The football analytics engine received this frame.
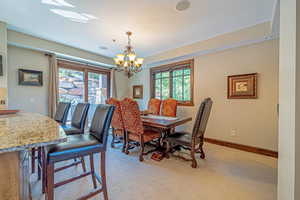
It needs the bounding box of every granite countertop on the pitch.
[0,112,67,153]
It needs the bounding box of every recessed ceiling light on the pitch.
[175,0,191,11]
[51,9,88,20]
[50,9,98,23]
[42,0,74,7]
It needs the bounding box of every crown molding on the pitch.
[145,35,278,68]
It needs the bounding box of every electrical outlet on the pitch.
[230,129,237,137]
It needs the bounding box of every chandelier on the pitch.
[113,32,144,78]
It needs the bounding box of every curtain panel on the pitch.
[48,54,58,118]
[111,68,117,98]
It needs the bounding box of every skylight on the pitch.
[50,9,98,23]
[42,0,74,7]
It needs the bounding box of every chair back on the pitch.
[89,104,115,149]
[161,98,177,117]
[192,98,213,139]
[71,103,90,132]
[54,102,71,124]
[148,98,161,115]
[106,98,124,130]
[120,98,144,135]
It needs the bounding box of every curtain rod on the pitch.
[44,53,114,70]
[56,58,114,70]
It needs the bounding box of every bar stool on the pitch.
[61,103,90,135]
[32,102,71,179]
[59,103,90,171]
[39,103,90,193]
[44,104,114,200]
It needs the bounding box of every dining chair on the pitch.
[161,98,177,117]
[44,104,115,200]
[54,102,71,125]
[32,102,70,178]
[147,98,161,115]
[165,98,213,168]
[106,98,125,150]
[55,103,90,173]
[120,98,161,161]
[61,103,90,135]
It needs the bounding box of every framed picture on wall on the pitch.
[227,73,257,99]
[18,69,43,86]
[133,85,143,99]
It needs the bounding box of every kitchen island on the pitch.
[0,112,67,200]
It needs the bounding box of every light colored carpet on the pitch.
[31,138,277,200]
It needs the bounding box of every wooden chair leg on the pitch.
[81,156,86,172]
[46,163,55,200]
[41,148,46,194]
[100,152,108,200]
[199,145,205,159]
[31,148,36,174]
[122,130,126,153]
[89,154,97,189]
[124,131,130,155]
[139,135,145,162]
[38,147,42,180]
[191,148,197,168]
[111,129,116,148]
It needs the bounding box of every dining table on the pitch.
[141,114,192,133]
[0,112,67,200]
[140,114,192,158]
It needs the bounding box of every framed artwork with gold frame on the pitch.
[133,85,143,99]
[227,73,257,99]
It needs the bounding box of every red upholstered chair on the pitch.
[148,98,161,115]
[120,98,161,161]
[161,98,178,117]
[106,98,125,151]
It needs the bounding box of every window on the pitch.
[58,60,110,121]
[150,59,194,106]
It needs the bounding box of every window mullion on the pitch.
[152,74,155,98]
[170,71,173,99]
[182,74,184,101]
[84,69,88,102]
[160,77,162,100]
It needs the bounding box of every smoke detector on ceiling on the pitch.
[176,0,191,11]
[99,46,108,50]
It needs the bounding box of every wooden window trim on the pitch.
[150,59,194,106]
[57,59,111,102]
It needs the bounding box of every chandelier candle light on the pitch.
[114,32,144,78]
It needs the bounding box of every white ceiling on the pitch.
[0,0,276,58]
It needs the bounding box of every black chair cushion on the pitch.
[167,131,193,147]
[61,124,83,135]
[47,134,104,163]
